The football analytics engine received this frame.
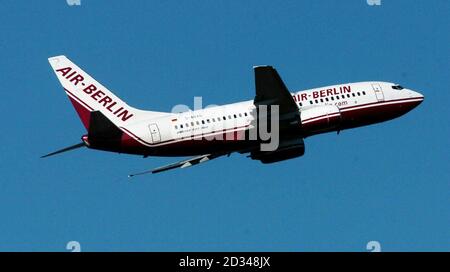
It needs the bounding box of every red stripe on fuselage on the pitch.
[120,124,251,147]
[340,97,421,111]
[301,97,422,124]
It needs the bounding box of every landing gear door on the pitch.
[148,123,161,144]
[372,83,384,102]
[326,104,341,129]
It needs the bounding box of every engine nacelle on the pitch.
[250,138,305,164]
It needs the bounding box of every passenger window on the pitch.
[310,100,313,105]
[336,96,339,100]
[331,97,334,101]
[212,118,215,122]
[363,91,366,95]
[201,120,205,125]
[174,125,178,129]
[234,114,237,118]
[347,94,350,98]
[315,99,318,104]
[223,116,226,120]
[320,99,324,103]
[207,119,210,123]
[357,92,361,96]
[325,98,329,102]
[352,93,355,97]
[196,121,200,125]
[239,113,242,117]
[185,123,189,128]
[341,95,345,99]
[244,113,248,117]
[180,124,183,128]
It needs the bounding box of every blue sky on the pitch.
[0,0,449,251]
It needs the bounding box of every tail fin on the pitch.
[48,55,167,130]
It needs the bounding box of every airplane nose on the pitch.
[409,90,424,101]
[418,94,424,105]
[415,91,424,103]
[409,90,424,108]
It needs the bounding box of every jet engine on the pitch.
[250,137,305,164]
[301,105,341,135]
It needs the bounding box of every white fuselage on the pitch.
[117,81,423,156]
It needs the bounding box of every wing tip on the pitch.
[253,65,273,69]
[48,55,67,64]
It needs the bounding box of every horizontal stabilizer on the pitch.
[41,143,85,158]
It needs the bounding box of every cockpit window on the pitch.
[392,85,404,90]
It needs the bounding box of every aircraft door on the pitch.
[148,123,161,144]
[372,83,385,102]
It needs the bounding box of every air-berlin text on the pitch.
[56,67,134,122]
[292,85,352,102]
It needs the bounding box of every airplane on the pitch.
[43,56,424,175]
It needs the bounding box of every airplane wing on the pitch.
[253,66,298,115]
[128,153,229,176]
[130,66,300,176]
[253,65,301,125]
